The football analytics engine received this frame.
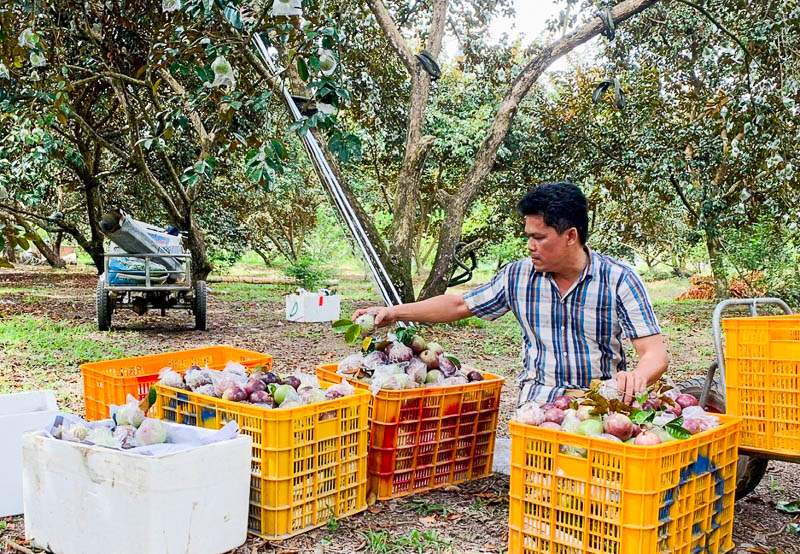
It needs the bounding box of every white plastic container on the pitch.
[22,423,251,554]
[0,390,58,517]
[285,289,341,322]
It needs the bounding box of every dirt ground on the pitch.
[0,268,798,553]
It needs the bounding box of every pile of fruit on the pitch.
[158,362,354,409]
[53,398,167,449]
[333,315,484,393]
[515,379,720,448]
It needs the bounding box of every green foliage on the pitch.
[362,529,452,554]
[723,217,800,306]
[284,255,330,291]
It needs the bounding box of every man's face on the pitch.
[524,215,578,273]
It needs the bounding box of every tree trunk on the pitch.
[19,224,66,268]
[253,247,274,267]
[419,195,470,299]
[187,218,212,281]
[704,225,728,297]
[2,216,16,262]
[54,231,63,258]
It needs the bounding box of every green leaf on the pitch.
[395,326,417,346]
[630,408,655,424]
[0,234,5,250]
[344,324,361,344]
[148,386,157,407]
[635,391,649,405]
[777,500,800,514]
[296,57,309,82]
[445,355,462,369]
[270,139,286,159]
[664,417,691,440]
[329,131,362,164]
[331,319,352,332]
[0,259,13,269]
[788,523,800,536]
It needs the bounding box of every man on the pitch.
[353,182,668,405]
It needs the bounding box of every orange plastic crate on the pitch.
[154,383,370,540]
[317,363,503,500]
[508,416,741,554]
[722,316,800,458]
[80,346,272,420]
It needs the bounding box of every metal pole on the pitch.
[250,33,404,308]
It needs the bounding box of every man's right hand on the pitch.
[352,306,397,327]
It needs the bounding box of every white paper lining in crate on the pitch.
[285,288,341,322]
[0,390,58,517]
[22,414,251,554]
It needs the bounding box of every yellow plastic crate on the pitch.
[80,345,273,420]
[508,416,740,554]
[723,316,800,457]
[317,363,503,500]
[153,383,369,540]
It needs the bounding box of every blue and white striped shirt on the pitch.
[463,250,661,404]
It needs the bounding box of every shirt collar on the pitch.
[533,247,595,283]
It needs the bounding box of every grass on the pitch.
[405,499,450,516]
[0,315,128,368]
[363,529,452,553]
[0,315,137,407]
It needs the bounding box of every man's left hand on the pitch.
[615,370,648,404]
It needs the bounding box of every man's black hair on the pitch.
[517,182,589,244]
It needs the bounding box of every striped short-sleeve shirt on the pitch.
[463,249,661,404]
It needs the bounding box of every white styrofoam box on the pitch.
[0,390,58,517]
[285,290,341,322]
[22,423,252,554]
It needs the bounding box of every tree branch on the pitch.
[366,0,417,75]
[110,80,184,222]
[425,0,449,57]
[669,174,700,221]
[454,0,659,208]
[158,67,214,160]
[65,107,131,161]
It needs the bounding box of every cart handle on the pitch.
[709,297,793,405]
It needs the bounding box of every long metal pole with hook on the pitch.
[250,33,404,309]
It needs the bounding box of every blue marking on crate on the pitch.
[658,454,726,543]
[201,407,216,422]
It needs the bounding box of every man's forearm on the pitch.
[389,294,473,324]
[635,352,668,384]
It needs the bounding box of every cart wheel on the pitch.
[96,275,112,331]
[677,375,769,500]
[193,280,207,331]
